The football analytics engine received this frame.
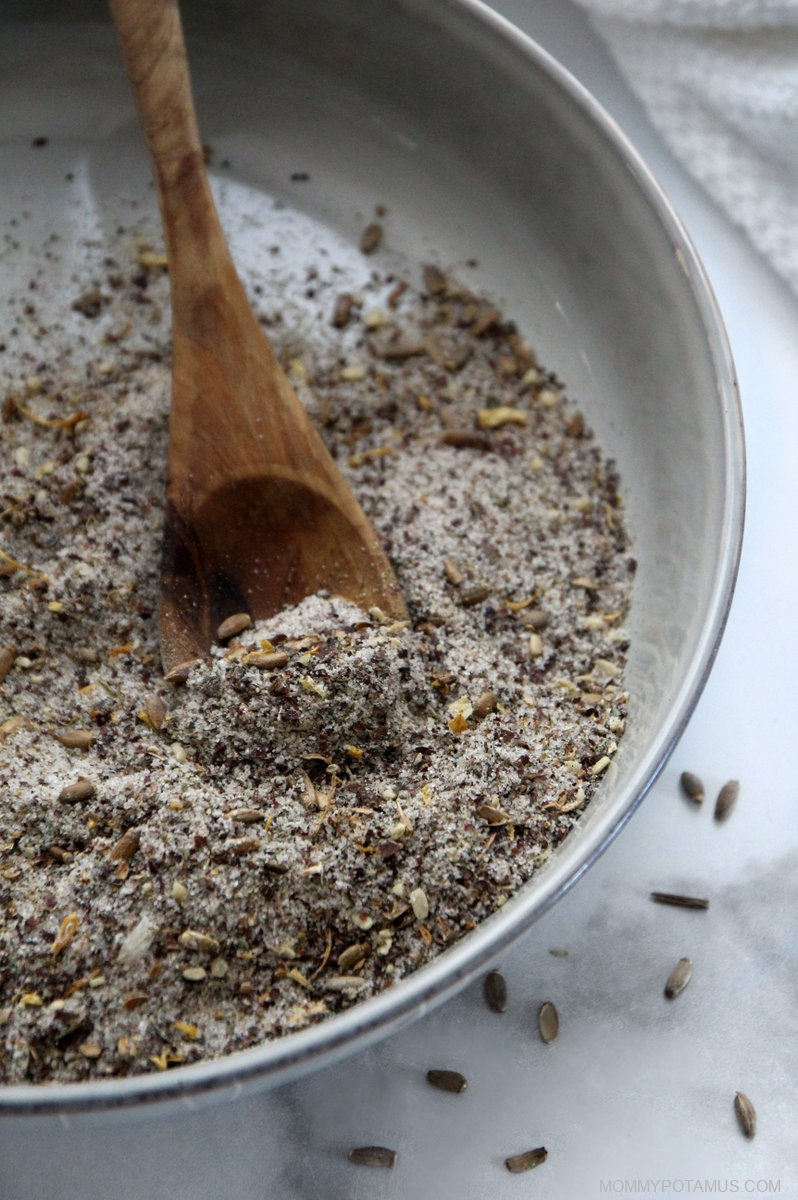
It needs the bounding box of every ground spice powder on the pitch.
[0,240,633,1082]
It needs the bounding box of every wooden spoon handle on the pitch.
[109,0,202,173]
[109,0,227,285]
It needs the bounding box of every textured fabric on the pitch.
[574,0,798,293]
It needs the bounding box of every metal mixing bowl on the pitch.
[0,0,743,1129]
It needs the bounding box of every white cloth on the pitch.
[573,0,798,294]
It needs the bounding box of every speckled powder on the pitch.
[0,237,633,1082]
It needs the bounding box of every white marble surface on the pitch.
[2,2,797,1196]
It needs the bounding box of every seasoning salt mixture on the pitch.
[0,213,634,1083]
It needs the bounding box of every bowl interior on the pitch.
[0,0,742,1110]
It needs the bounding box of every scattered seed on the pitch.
[410,887,429,920]
[476,406,527,430]
[714,779,740,823]
[473,690,498,718]
[210,956,229,978]
[444,558,464,586]
[0,645,17,682]
[227,807,263,824]
[680,771,705,805]
[476,803,509,826]
[426,1068,467,1093]
[141,692,167,731]
[337,942,370,972]
[122,991,149,1011]
[734,1091,756,1140]
[505,1147,547,1174]
[179,929,220,954]
[58,778,96,804]
[332,292,353,328]
[528,632,543,657]
[171,880,188,904]
[460,585,491,607]
[109,829,140,863]
[650,892,709,910]
[323,975,366,992]
[182,966,207,983]
[71,288,105,318]
[51,913,79,957]
[56,728,96,750]
[228,836,261,856]
[359,222,383,255]
[523,608,549,630]
[261,859,289,875]
[78,1040,102,1058]
[347,1146,396,1168]
[664,956,693,999]
[116,914,158,965]
[440,430,491,450]
[216,612,251,641]
[245,650,290,670]
[484,969,507,1012]
[422,264,447,295]
[164,658,201,685]
[538,1001,559,1043]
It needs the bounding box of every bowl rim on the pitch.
[0,0,745,1115]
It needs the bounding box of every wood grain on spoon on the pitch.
[108,0,406,674]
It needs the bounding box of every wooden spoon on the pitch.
[108,0,406,674]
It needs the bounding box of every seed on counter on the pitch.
[56,729,96,750]
[528,632,543,657]
[216,612,251,641]
[505,1147,547,1174]
[58,778,96,804]
[109,829,140,863]
[210,957,229,979]
[714,779,740,823]
[650,892,709,911]
[426,1068,467,1093]
[664,956,693,999]
[538,1001,559,1043]
[734,1091,756,1140]
[347,1146,396,1168]
[171,880,189,904]
[679,770,705,805]
[244,650,290,670]
[484,969,507,1013]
